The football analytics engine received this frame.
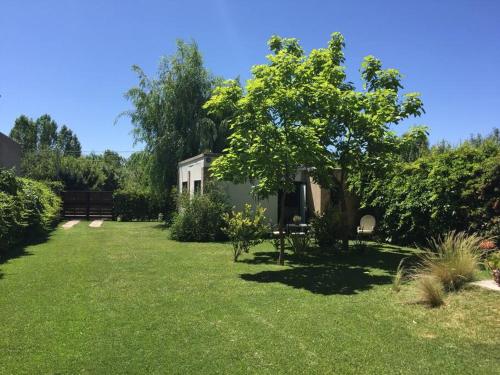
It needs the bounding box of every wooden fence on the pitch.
[62,191,113,219]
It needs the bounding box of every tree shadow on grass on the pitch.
[241,264,392,295]
[239,243,420,295]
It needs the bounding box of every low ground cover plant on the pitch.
[223,204,268,261]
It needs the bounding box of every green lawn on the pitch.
[0,222,498,374]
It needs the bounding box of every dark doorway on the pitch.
[62,191,113,219]
[278,182,307,224]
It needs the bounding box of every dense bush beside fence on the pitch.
[170,186,229,242]
[113,189,160,221]
[355,133,500,246]
[0,169,61,252]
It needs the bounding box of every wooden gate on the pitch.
[62,191,113,219]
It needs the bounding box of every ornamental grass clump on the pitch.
[392,258,407,293]
[418,231,481,291]
[415,274,445,307]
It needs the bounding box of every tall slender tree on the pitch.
[9,115,38,153]
[122,39,228,198]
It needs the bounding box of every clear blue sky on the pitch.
[1,0,499,155]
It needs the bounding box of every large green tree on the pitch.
[36,114,58,149]
[122,40,229,200]
[305,36,424,250]
[57,125,82,156]
[9,115,38,153]
[206,33,424,260]
[205,38,331,264]
[10,114,81,157]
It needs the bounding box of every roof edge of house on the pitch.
[178,152,220,166]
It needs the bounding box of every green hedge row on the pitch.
[113,189,161,221]
[0,169,61,252]
[356,139,500,245]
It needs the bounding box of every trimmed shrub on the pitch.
[170,186,229,242]
[223,204,269,261]
[113,189,159,221]
[0,169,61,251]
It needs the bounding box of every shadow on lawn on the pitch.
[0,234,52,279]
[239,244,419,295]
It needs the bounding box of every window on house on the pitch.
[194,180,201,194]
[182,181,188,192]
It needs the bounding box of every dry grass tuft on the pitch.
[415,273,445,307]
[418,231,482,291]
[392,257,407,292]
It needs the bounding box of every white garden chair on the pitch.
[357,215,376,237]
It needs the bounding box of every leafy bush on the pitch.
[223,204,269,261]
[0,169,61,251]
[415,274,445,307]
[486,252,500,285]
[170,186,229,242]
[113,189,160,221]
[354,132,500,245]
[418,231,481,291]
[310,206,341,248]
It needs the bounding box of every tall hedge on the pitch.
[0,169,61,252]
[113,189,161,221]
[356,138,500,245]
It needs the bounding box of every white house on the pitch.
[178,153,341,225]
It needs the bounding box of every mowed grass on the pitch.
[0,222,498,374]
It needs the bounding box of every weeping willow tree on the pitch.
[121,40,233,205]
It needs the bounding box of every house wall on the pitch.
[178,158,204,195]
[221,181,278,224]
[307,177,330,216]
[0,132,22,174]
[177,155,360,229]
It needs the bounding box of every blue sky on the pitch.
[0,0,499,155]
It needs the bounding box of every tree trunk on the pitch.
[278,190,286,265]
[338,167,349,252]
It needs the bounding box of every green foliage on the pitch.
[486,251,500,270]
[9,115,38,153]
[170,186,229,242]
[10,114,81,156]
[22,151,124,192]
[418,231,481,291]
[0,169,60,251]
[113,189,159,221]
[355,130,500,245]
[206,32,423,259]
[223,204,269,261]
[287,232,312,254]
[122,40,231,199]
[310,206,341,248]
